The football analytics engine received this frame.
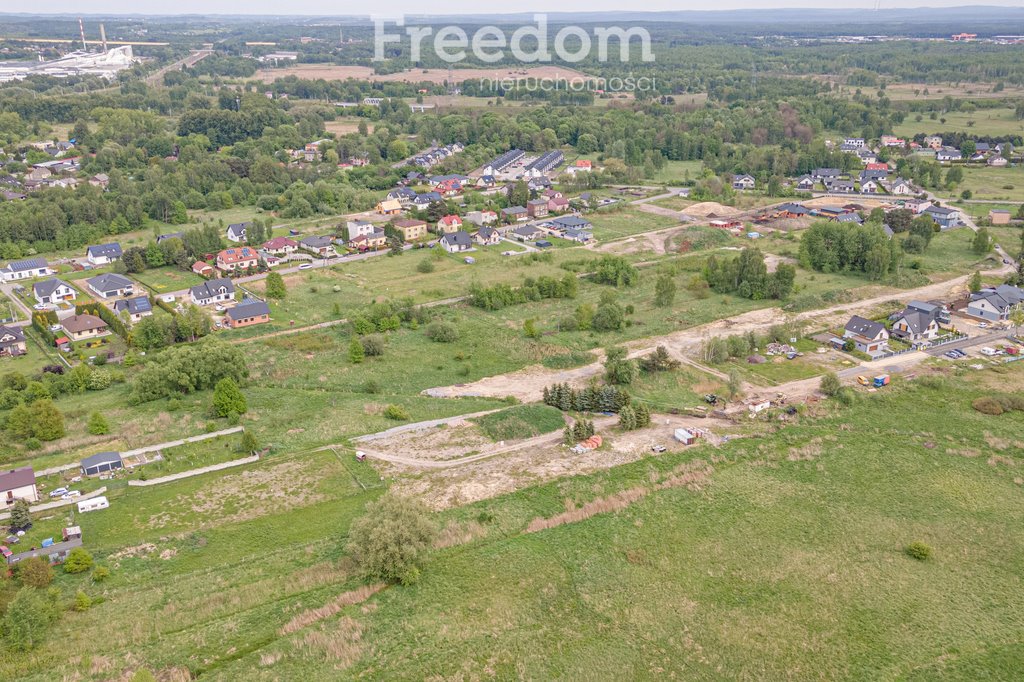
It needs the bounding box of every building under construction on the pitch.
[0,20,137,83]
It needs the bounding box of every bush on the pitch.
[212,377,248,417]
[416,258,435,273]
[87,412,110,435]
[361,334,386,357]
[2,586,56,651]
[63,547,94,574]
[820,372,842,398]
[346,493,438,584]
[91,566,111,583]
[425,321,459,343]
[972,396,1004,415]
[16,557,54,588]
[73,590,92,612]
[383,404,410,421]
[905,541,932,561]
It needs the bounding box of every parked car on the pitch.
[298,263,314,270]
[32,303,51,310]
[651,445,667,453]
[978,322,989,329]
[61,490,81,500]
[49,487,68,498]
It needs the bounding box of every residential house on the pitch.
[226,222,250,243]
[33,278,76,305]
[473,227,501,246]
[890,302,941,343]
[0,326,27,357]
[80,452,123,477]
[299,236,336,257]
[434,178,463,197]
[988,155,1008,167]
[262,237,298,256]
[346,220,377,241]
[856,149,878,164]
[475,175,497,188]
[85,243,122,266]
[412,192,442,210]
[86,273,134,300]
[436,215,463,234]
[348,230,387,251]
[860,169,889,184]
[732,174,756,190]
[842,137,866,148]
[527,199,549,218]
[813,168,843,182]
[563,228,594,243]
[527,177,552,192]
[482,149,525,176]
[569,159,592,173]
[465,210,498,227]
[552,215,593,232]
[512,225,544,241]
[832,212,864,224]
[440,231,473,253]
[2,191,26,201]
[967,285,1024,321]
[859,179,880,194]
[225,299,270,329]
[902,198,932,214]
[216,246,260,272]
[387,186,417,205]
[880,135,905,148]
[113,296,153,323]
[547,195,570,213]
[501,206,529,223]
[0,467,38,505]
[884,177,914,195]
[192,261,216,278]
[825,179,855,193]
[376,199,403,215]
[924,135,943,150]
[190,278,235,306]
[842,315,890,356]
[89,173,109,189]
[924,205,961,229]
[393,219,428,242]
[156,232,183,244]
[989,209,1011,225]
[795,175,815,191]
[61,314,109,342]
[777,202,811,218]
[0,258,51,283]
[936,147,962,162]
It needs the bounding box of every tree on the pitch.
[820,372,842,397]
[592,301,625,332]
[345,493,438,585]
[604,347,639,385]
[726,369,744,401]
[16,557,54,588]
[508,180,529,208]
[87,412,110,436]
[349,336,365,363]
[240,430,259,454]
[618,404,637,430]
[8,499,31,531]
[425,321,459,343]
[638,346,680,373]
[264,271,286,299]
[1010,308,1024,336]
[212,377,247,417]
[969,270,983,293]
[29,399,64,441]
[654,273,676,307]
[972,228,992,255]
[523,318,539,338]
[388,236,404,256]
[63,547,94,574]
[2,587,55,651]
[416,258,435,273]
[73,590,92,612]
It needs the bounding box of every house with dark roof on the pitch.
[225,299,270,329]
[842,315,890,356]
[299,236,336,257]
[0,326,27,358]
[226,222,251,243]
[967,285,1024,321]
[156,232,183,244]
[412,191,443,210]
[262,237,298,255]
[795,175,815,191]
[890,303,940,343]
[924,205,961,229]
[33,278,76,305]
[439,231,473,253]
[190,278,235,306]
[85,243,122,266]
[512,225,544,241]
[527,199,549,218]
[86,273,134,299]
[732,174,756,190]
[473,227,501,246]
[502,206,529,223]
[552,215,593,231]
[113,296,153,323]
[0,466,38,505]
[80,452,123,477]
[0,258,51,283]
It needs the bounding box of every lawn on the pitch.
[6,363,1024,680]
[942,166,1024,203]
[471,404,566,441]
[587,208,682,241]
[131,267,207,295]
[893,107,1024,138]
[643,159,704,184]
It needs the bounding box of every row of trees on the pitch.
[467,274,579,311]
[798,221,902,280]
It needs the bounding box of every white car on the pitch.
[298,263,314,270]
[49,487,69,498]
[215,304,226,312]
[980,347,1000,356]
[978,322,989,329]
[32,303,51,311]
[61,490,81,500]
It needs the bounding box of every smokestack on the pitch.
[78,18,87,51]
[100,23,108,51]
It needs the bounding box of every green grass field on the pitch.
[131,267,207,294]
[894,107,1024,138]
[643,160,704,184]
[471,404,566,441]
[941,166,1024,203]
[587,208,682,241]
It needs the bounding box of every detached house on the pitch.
[527,199,549,218]
[465,210,498,227]
[936,147,962,162]
[225,299,270,329]
[393,219,428,242]
[502,206,529,223]
[226,222,250,243]
[348,230,387,251]
[61,314,109,342]
[547,195,570,213]
[33,278,76,305]
[299,236,336,257]
[436,215,463,234]
[0,326,27,357]
[86,273,134,300]
[190,278,235,306]
[842,316,890,357]
[376,199,403,215]
[732,174,755,190]
[216,247,260,272]
[924,205,961,229]
[473,227,501,246]
[262,237,298,256]
[890,302,941,344]
[85,243,122,266]
[440,231,473,253]
[967,285,1024,321]
[346,220,377,241]
[0,466,38,505]
[795,175,815,191]
[1,258,51,283]
[114,296,154,323]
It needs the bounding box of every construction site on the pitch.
[0,20,137,83]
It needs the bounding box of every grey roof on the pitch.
[300,235,334,248]
[0,466,34,491]
[33,278,70,298]
[157,232,183,243]
[226,299,270,321]
[442,231,472,247]
[834,213,863,223]
[926,205,959,217]
[87,272,133,293]
[552,215,592,229]
[226,222,251,239]
[895,309,934,335]
[86,243,122,259]
[80,451,122,469]
[414,191,442,203]
[2,257,48,273]
[476,227,497,239]
[971,285,1024,312]
[190,278,235,300]
[503,206,527,215]
[778,202,810,215]
[114,296,152,315]
[513,225,540,236]
[845,315,886,339]
[0,325,26,345]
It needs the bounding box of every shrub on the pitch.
[905,541,932,561]
[73,590,92,612]
[212,377,247,417]
[425,321,459,343]
[87,412,110,435]
[2,586,56,651]
[383,404,410,421]
[91,566,111,583]
[361,334,386,357]
[346,494,438,584]
[416,258,435,273]
[16,557,54,588]
[361,379,381,394]
[819,372,842,398]
[63,547,94,574]
[972,396,1004,415]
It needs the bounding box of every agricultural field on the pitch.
[942,166,1024,203]
[893,106,1024,137]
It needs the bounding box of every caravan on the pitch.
[77,496,109,513]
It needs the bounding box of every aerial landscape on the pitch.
[0,1,1024,679]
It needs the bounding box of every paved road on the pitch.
[146,49,213,86]
[0,283,34,327]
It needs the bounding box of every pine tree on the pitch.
[349,336,365,364]
[265,271,287,299]
[9,499,31,530]
[87,412,110,436]
[212,378,247,417]
[563,425,575,445]
[618,405,637,430]
[634,402,651,427]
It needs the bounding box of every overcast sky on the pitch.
[11,1,1023,16]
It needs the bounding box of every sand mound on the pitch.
[686,202,741,218]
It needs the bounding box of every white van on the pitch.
[77,496,109,513]
[980,347,1000,357]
